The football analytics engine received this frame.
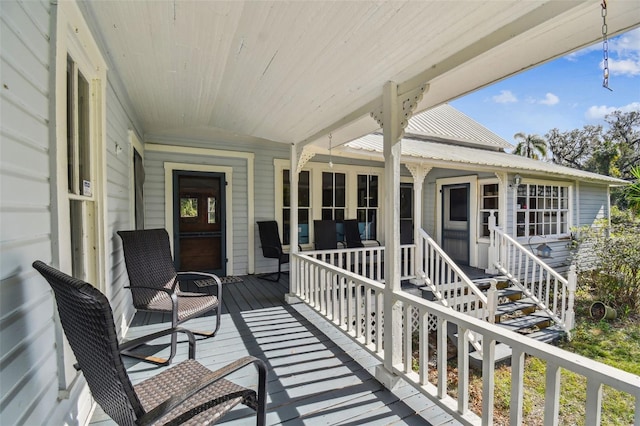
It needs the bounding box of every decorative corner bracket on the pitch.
[494,172,505,186]
[405,163,432,183]
[296,146,315,174]
[370,83,428,140]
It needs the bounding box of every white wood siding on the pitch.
[143,140,289,275]
[104,82,139,334]
[0,1,68,424]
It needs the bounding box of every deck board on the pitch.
[90,274,460,425]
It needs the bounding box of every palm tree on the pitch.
[513,132,547,160]
[626,166,640,213]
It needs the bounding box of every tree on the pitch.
[604,110,640,179]
[627,166,640,213]
[512,132,547,160]
[546,125,603,170]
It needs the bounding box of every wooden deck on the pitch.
[90,274,460,425]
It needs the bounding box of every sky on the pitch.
[450,27,640,148]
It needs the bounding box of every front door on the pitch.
[173,171,226,276]
[442,184,470,265]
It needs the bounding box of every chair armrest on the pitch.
[137,356,267,426]
[126,285,179,316]
[177,271,222,295]
[120,327,196,359]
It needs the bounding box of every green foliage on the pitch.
[571,216,640,316]
[626,166,640,213]
[512,132,547,159]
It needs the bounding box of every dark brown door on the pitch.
[173,171,226,275]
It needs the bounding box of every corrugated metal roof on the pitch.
[344,134,627,185]
[406,104,513,150]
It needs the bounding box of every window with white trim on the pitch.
[516,183,569,237]
[322,171,346,241]
[479,182,499,238]
[282,169,310,245]
[356,174,378,240]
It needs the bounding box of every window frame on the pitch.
[514,179,572,239]
[478,179,500,241]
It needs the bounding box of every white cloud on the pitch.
[606,58,640,76]
[492,90,517,104]
[585,102,640,120]
[538,93,559,106]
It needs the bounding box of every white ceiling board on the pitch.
[79,1,640,147]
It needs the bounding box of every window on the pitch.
[67,55,97,283]
[357,174,378,240]
[282,170,310,245]
[322,171,346,241]
[479,183,499,238]
[516,183,569,237]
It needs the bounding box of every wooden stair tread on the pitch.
[496,311,552,332]
[495,298,537,316]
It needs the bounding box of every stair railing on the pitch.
[417,228,494,353]
[488,212,576,334]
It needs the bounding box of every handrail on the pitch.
[489,223,576,333]
[292,252,640,425]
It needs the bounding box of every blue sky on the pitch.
[451,28,640,148]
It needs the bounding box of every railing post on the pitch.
[487,279,498,324]
[487,211,498,274]
[566,265,577,334]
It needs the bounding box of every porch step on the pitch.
[496,311,552,333]
[472,276,510,290]
[495,286,523,300]
[494,298,537,316]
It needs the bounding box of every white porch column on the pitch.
[285,144,300,303]
[405,164,431,278]
[382,81,403,373]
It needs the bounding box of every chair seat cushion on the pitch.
[143,293,219,322]
[135,359,256,425]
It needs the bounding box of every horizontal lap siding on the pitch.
[104,82,139,332]
[572,183,609,271]
[0,1,61,425]
[143,140,289,275]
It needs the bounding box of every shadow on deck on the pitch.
[91,274,459,425]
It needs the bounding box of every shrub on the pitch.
[571,213,640,316]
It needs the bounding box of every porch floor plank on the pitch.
[89,274,460,425]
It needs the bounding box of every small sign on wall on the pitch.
[82,180,92,197]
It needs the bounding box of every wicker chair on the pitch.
[32,260,267,426]
[117,229,222,364]
[256,221,289,282]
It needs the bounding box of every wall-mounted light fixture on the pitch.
[513,174,522,186]
[115,142,123,155]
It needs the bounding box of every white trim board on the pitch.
[164,162,235,276]
[149,143,255,273]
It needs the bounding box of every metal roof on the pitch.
[344,134,627,186]
[406,104,513,150]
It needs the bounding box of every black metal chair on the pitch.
[117,229,222,364]
[313,220,341,250]
[256,221,289,282]
[32,260,266,426]
[343,219,380,248]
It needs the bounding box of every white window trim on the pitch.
[52,0,108,394]
[274,159,386,248]
[513,178,573,241]
[477,178,501,243]
[128,130,144,229]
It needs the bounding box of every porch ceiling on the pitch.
[79,1,640,148]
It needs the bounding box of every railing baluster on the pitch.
[419,308,428,385]
[585,379,603,426]
[457,327,469,414]
[404,304,412,373]
[510,348,525,425]
[544,362,561,426]
[437,316,448,399]
[481,337,496,426]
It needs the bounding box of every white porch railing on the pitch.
[416,228,492,353]
[292,253,640,426]
[488,214,576,334]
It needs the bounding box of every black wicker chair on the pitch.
[32,260,266,426]
[313,220,341,250]
[343,219,380,248]
[117,229,222,365]
[256,221,289,282]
